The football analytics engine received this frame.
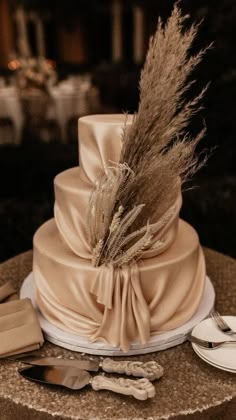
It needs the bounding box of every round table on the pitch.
[0,248,236,420]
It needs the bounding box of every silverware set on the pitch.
[188,310,236,350]
[187,334,236,349]
[6,354,163,400]
[19,364,157,400]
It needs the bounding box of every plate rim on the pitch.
[192,343,236,373]
[191,316,236,371]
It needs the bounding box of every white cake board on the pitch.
[20,273,215,356]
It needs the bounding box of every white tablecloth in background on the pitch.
[0,87,24,144]
[0,82,99,144]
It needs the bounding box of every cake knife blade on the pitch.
[8,356,163,381]
[19,365,156,400]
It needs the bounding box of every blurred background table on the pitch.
[0,75,100,145]
[0,248,235,420]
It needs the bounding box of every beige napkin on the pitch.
[0,282,44,357]
[0,280,18,302]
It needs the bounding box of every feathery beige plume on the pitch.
[88,3,209,267]
[119,3,210,227]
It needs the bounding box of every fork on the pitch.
[187,334,236,349]
[211,310,236,336]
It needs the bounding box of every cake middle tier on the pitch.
[33,217,206,351]
[54,167,92,259]
[54,167,182,260]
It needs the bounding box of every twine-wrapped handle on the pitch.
[101,358,164,381]
[91,376,155,400]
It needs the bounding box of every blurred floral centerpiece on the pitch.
[9,56,57,93]
[9,56,57,137]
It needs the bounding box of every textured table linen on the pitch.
[0,248,235,420]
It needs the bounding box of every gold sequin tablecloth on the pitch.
[0,248,236,420]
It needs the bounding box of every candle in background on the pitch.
[133,5,144,64]
[15,6,31,57]
[35,16,46,57]
[112,0,122,62]
[0,0,14,68]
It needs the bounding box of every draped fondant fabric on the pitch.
[33,114,206,351]
[53,167,182,260]
[33,218,205,351]
[78,114,133,184]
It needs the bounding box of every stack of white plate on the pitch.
[191,317,236,373]
[20,273,215,356]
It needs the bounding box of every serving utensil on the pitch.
[19,365,156,400]
[7,355,163,381]
[211,311,236,336]
[187,334,236,349]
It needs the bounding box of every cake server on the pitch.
[19,365,156,400]
[8,355,163,381]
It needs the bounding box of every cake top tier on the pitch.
[79,114,133,184]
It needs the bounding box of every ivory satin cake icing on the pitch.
[33,114,206,352]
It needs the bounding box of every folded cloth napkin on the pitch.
[0,280,18,302]
[0,294,44,357]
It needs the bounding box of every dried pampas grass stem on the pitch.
[88,3,209,267]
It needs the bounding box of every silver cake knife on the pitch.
[7,355,163,381]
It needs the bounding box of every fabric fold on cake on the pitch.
[33,217,206,351]
[78,115,133,185]
[90,264,115,309]
[90,262,150,351]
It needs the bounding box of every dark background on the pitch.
[0,0,236,262]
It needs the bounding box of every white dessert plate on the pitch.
[20,273,215,356]
[191,317,236,372]
[193,345,236,373]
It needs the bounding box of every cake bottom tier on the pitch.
[33,218,206,351]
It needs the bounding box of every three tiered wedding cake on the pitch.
[32,5,212,353]
[33,114,206,352]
